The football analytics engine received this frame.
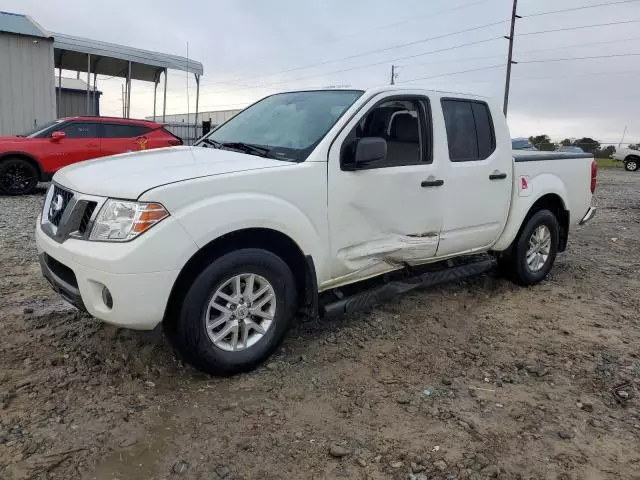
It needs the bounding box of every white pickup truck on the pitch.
[36,87,597,375]
[612,147,640,171]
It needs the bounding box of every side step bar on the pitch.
[320,258,496,318]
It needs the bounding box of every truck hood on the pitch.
[54,146,291,199]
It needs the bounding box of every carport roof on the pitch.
[53,32,204,82]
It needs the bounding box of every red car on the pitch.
[0,117,183,195]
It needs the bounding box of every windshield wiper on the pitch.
[221,142,275,158]
[200,138,222,148]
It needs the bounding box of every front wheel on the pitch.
[165,248,298,376]
[498,209,559,286]
[0,158,39,195]
[624,158,639,171]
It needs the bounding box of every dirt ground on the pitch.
[0,168,639,480]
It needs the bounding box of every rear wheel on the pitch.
[498,209,559,286]
[624,158,639,171]
[165,248,298,376]
[0,158,39,195]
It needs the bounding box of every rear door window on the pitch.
[441,99,495,161]
[102,124,151,138]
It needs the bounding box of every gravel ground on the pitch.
[0,169,639,480]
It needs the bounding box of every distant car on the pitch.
[512,138,537,150]
[612,147,640,171]
[0,117,183,195]
[559,146,584,154]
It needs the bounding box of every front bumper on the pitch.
[579,207,596,225]
[35,214,197,330]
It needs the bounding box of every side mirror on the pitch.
[50,131,66,142]
[343,137,387,170]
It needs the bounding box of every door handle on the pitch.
[489,172,508,180]
[421,179,444,188]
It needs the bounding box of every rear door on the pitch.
[436,98,512,256]
[44,122,101,171]
[101,123,152,157]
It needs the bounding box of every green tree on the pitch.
[573,137,600,154]
[560,138,572,147]
[595,145,616,158]
[528,134,555,151]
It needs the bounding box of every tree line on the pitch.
[528,135,640,157]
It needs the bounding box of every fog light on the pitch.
[102,286,113,309]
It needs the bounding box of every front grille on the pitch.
[44,254,78,288]
[78,202,97,234]
[48,186,74,226]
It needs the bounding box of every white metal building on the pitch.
[55,77,101,117]
[0,12,56,136]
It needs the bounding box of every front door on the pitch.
[436,99,512,256]
[45,122,101,171]
[326,94,444,288]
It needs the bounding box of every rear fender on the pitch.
[492,173,569,252]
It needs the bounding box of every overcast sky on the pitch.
[3,0,640,144]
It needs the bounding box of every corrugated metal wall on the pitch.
[0,32,56,135]
[56,90,99,118]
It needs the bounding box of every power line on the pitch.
[523,0,640,18]
[398,64,505,84]
[519,53,640,64]
[197,37,503,94]
[518,19,640,36]
[397,35,640,70]
[145,19,509,96]
[294,0,493,50]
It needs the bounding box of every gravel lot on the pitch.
[0,168,639,480]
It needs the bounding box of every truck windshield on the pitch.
[197,90,364,161]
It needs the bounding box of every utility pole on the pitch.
[390,65,398,85]
[503,0,520,116]
[619,125,628,148]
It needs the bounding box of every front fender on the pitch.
[493,173,569,251]
[170,192,327,279]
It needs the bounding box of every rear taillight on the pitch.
[590,160,597,194]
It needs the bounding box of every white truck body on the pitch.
[612,147,640,171]
[35,87,597,374]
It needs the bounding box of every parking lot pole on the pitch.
[194,74,200,142]
[57,63,62,118]
[126,61,132,118]
[86,54,91,115]
[162,68,168,122]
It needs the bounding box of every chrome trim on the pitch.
[579,207,596,225]
[41,183,107,243]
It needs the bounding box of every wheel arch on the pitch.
[494,191,570,253]
[0,152,45,180]
[164,227,318,330]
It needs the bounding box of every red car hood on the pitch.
[0,136,32,145]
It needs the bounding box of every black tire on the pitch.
[624,157,639,171]
[0,157,39,195]
[166,248,298,376]
[498,209,559,286]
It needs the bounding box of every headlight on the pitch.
[89,200,169,242]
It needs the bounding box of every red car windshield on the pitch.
[18,120,64,138]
